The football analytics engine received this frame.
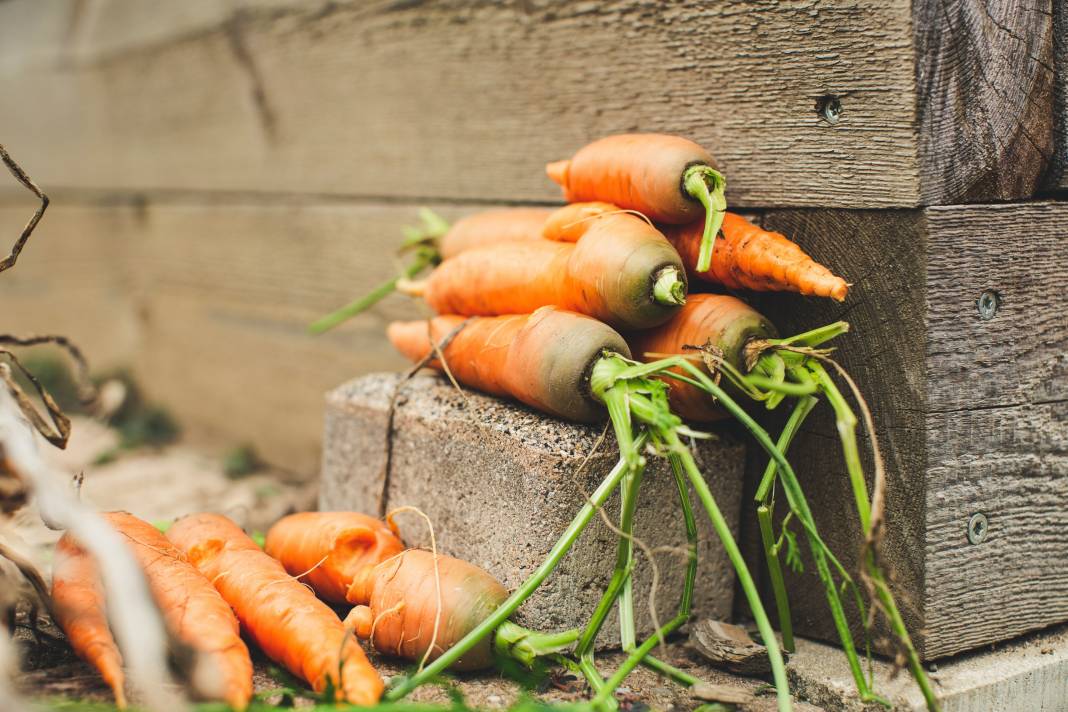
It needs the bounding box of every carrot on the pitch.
[627,294,777,421]
[407,210,687,330]
[387,306,630,422]
[264,511,405,604]
[546,133,726,272]
[309,208,551,334]
[344,549,507,671]
[439,207,553,260]
[52,536,127,709]
[663,213,849,301]
[166,513,384,705]
[111,513,255,709]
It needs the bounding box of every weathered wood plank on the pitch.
[1046,0,1068,190]
[0,200,140,366]
[2,0,1055,207]
[0,0,915,207]
[913,0,1056,202]
[755,202,1068,659]
[0,196,461,473]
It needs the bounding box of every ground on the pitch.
[7,417,803,711]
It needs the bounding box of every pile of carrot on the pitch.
[46,133,935,712]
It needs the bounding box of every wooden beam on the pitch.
[755,202,1068,659]
[1046,0,1068,190]
[914,0,1056,202]
[0,0,1046,209]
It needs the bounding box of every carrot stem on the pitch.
[385,443,644,700]
[805,362,939,712]
[309,248,437,334]
[640,356,874,702]
[652,267,687,306]
[754,395,818,502]
[590,355,791,712]
[682,165,727,273]
[758,504,795,653]
[493,621,580,668]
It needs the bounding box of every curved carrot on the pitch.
[167,513,383,705]
[664,213,849,301]
[439,207,553,260]
[546,134,726,271]
[52,536,127,709]
[98,512,254,710]
[627,294,777,421]
[344,549,507,671]
[264,512,405,604]
[387,306,630,422]
[414,210,686,330]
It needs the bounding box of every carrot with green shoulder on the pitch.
[546,133,726,272]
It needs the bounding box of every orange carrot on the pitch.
[105,513,254,710]
[387,306,630,422]
[344,549,506,671]
[411,210,687,330]
[547,133,726,271]
[663,213,849,301]
[52,536,127,709]
[264,512,405,604]
[627,294,777,421]
[167,513,383,705]
[439,207,553,260]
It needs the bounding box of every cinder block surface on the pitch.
[320,373,746,645]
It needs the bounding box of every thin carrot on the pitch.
[344,549,507,671]
[439,207,553,260]
[546,133,726,271]
[108,512,254,709]
[166,513,383,705]
[387,306,630,422]
[52,536,127,709]
[663,213,849,301]
[264,511,405,604]
[627,294,778,421]
[405,210,687,330]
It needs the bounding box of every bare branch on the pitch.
[0,144,49,275]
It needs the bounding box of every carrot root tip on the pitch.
[652,267,687,306]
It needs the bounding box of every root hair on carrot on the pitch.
[385,505,443,672]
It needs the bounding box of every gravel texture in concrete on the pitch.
[320,372,747,645]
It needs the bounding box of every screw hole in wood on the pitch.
[815,94,843,124]
[977,290,1000,320]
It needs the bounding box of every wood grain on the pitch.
[913,0,1056,203]
[1046,0,1068,190]
[0,0,917,207]
[0,196,466,473]
[755,203,1068,659]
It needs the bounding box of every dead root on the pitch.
[377,318,471,517]
[0,143,48,276]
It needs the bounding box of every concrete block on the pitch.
[319,372,746,645]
